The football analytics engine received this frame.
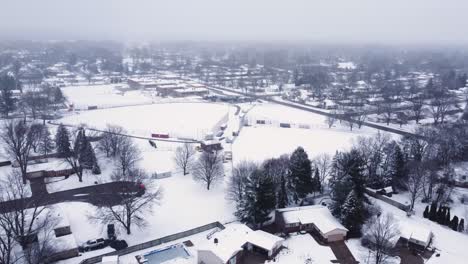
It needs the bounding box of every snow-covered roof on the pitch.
[278,205,348,234]
[51,233,78,252]
[101,256,119,263]
[198,223,283,263]
[400,221,433,246]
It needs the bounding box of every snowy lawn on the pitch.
[232,126,377,163]
[56,171,236,263]
[59,102,232,139]
[62,84,153,109]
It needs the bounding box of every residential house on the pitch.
[275,205,348,242]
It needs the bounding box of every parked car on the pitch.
[82,238,106,251]
[110,240,128,251]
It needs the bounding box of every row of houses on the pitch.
[127,78,209,97]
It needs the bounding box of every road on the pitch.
[0,181,143,214]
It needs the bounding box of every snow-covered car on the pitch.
[82,238,106,251]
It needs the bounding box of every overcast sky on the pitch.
[1,0,468,44]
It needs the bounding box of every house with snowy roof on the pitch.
[197,223,283,264]
[399,221,434,251]
[275,205,348,242]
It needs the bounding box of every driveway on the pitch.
[0,181,143,213]
[329,241,359,264]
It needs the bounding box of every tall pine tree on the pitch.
[289,147,313,203]
[341,189,366,237]
[313,167,321,195]
[389,143,406,189]
[78,130,98,170]
[38,126,54,156]
[55,124,71,157]
[236,169,276,228]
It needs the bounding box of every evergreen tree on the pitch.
[55,124,71,157]
[389,143,406,189]
[423,205,429,218]
[74,128,85,155]
[429,202,438,221]
[313,167,321,194]
[92,163,101,175]
[236,169,276,228]
[445,208,451,226]
[0,74,16,117]
[277,174,289,208]
[451,216,459,231]
[330,149,366,218]
[289,147,313,203]
[79,133,98,170]
[53,87,65,105]
[437,205,444,224]
[38,126,54,155]
[341,189,366,237]
[458,218,465,232]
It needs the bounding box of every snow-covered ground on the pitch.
[62,84,153,109]
[59,102,232,140]
[233,103,379,163]
[55,169,236,263]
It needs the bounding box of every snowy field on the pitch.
[59,102,232,139]
[233,103,380,163]
[62,84,153,109]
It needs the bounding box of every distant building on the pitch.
[275,205,348,242]
[173,87,209,97]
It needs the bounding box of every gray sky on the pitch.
[2,0,468,44]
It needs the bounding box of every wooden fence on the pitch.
[365,188,410,212]
[26,168,76,179]
[78,221,225,264]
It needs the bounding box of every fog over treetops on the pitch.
[1,0,468,44]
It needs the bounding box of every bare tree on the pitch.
[227,161,257,202]
[62,130,83,182]
[326,112,337,128]
[0,214,19,264]
[313,153,332,192]
[91,169,163,235]
[97,124,125,157]
[174,143,196,175]
[1,121,35,184]
[410,96,424,124]
[429,91,457,125]
[114,137,141,176]
[406,161,425,211]
[381,101,394,126]
[355,111,367,129]
[22,219,57,264]
[192,151,224,190]
[0,170,52,249]
[362,214,400,264]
